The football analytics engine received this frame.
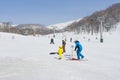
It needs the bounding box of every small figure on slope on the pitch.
[74,40,84,60]
[62,40,66,53]
[70,37,72,42]
[58,46,63,60]
[50,38,54,44]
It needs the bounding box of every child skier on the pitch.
[58,46,63,59]
[74,40,84,60]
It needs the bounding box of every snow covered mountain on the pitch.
[15,24,52,35]
[47,18,81,30]
[16,24,46,29]
[65,3,120,33]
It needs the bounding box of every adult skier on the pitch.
[62,40,66,53]
[74,40,84,60]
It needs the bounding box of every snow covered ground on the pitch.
[0,27,120,80]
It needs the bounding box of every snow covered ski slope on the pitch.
[0,28,120,80]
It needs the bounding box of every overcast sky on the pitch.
[0,0,120,26]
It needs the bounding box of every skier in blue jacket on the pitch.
[74,40,84,60]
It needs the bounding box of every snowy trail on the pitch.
[0,32,120,80]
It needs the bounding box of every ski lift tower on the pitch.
[98,16,104,43]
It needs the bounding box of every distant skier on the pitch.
[50,38,54,44]
[53,34,55,38]
[12,35,15,39]
[74,40,84,60]
[58,46,63,59]
[70,38,72,42]
[62,40,66,53]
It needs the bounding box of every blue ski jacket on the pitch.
[75,41,83,52]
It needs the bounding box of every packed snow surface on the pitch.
[0,29,120,80]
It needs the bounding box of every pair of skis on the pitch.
[67,57,88,61]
